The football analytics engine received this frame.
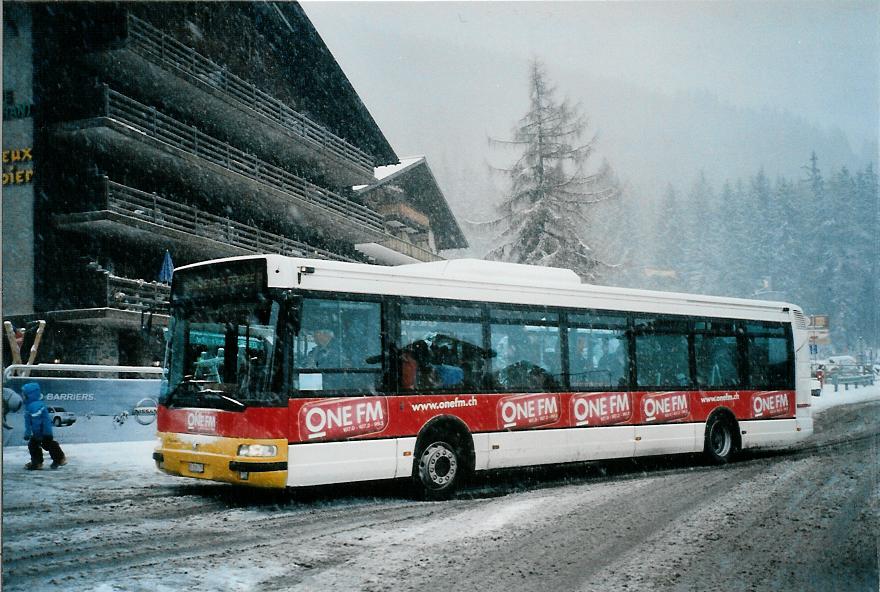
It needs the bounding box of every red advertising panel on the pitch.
[157,406,287,439]
[497,393,561,430]
[750,391,792,419]
[641,391,690,423]
[570,392,633,426]
[298,397,389,442]
[160,389,796,444]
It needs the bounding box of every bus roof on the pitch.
[176,254,801,323]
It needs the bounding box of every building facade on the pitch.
[2,2,466,366]
[355,156,468,265]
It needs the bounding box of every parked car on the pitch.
[47,406,76,427]
[817,356,862,379]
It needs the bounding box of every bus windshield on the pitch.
[166,299,281,408]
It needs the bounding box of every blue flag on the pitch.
[159,250,174,284]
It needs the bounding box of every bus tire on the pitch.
[704,414,737,464]
[414,438,464,500]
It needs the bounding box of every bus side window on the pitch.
[741,322,793,390]
[398,301,485,393]
[567,312,629,390]
[634,318,692,388]
[490,307,561,391]
[747,333,793,389]
[694,334,740,388]
[292,298,382,395]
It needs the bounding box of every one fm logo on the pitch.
[299,398,388,442]
[498,393,560,430]
[751,392,791,418]
[642,392,690,423]
[186,410,217,434]
[571,392,632,426]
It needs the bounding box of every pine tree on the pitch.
[826,166,860,347]
[800,151,829,313]
[684,172,717,294]
[770,176,801,302]
[485,60,621,281]
[855,164,879,349]
[749,167,773,292]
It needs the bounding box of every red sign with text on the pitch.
[298,397,389,442]
[571,392,633,426]
[497,393,561,430]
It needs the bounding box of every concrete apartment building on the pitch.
[1,2,467,366]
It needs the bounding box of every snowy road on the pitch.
[2,386,878,592]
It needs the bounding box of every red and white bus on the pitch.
[154,255,813,498]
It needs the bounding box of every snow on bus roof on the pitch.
[179,254,797,314]
[179,254,579,286]
[394,258,582,285]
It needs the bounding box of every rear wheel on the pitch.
[415,439,464,500]
[704,415,737,464]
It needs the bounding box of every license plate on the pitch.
[188,462,205,474]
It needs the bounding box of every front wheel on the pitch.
[415,440,463,500]
[704,415,737,464]
[52,417,62,427]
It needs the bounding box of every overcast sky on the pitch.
[302,1,878,157]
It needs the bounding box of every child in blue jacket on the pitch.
[22,382,67,470]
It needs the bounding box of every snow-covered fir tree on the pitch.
[484,60,621,281]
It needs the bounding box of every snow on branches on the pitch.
[482,59,621,282]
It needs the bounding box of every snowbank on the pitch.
[810,380,880,412]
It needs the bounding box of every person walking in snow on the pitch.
[21,382,67,470]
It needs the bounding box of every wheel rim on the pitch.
[421,443,458,489]
[710,422,731,457]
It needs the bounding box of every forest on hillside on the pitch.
[612,153,878,352]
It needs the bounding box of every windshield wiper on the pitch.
[168,381,247,411]
[200,390,247,411]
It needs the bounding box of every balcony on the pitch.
[356,235,443,264]
[107,274,170,313]
[38,268,172,329]
[76,14,376,186]
[53,177,368,263]
[377,202,430,233]
[51,87,386,243]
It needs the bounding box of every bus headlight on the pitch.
[237,444,277,457]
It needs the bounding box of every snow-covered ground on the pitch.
[810,378,880,412]
[2,383,877,592]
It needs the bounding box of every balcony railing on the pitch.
[125,15,374,173]
[107,275,170,313]
[377,202,430,231]
[99,178,364,263]
[371,235,443,263]
[94,87,384,235]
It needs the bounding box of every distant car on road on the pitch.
[816,356,862,379]
[47,406,76,427]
